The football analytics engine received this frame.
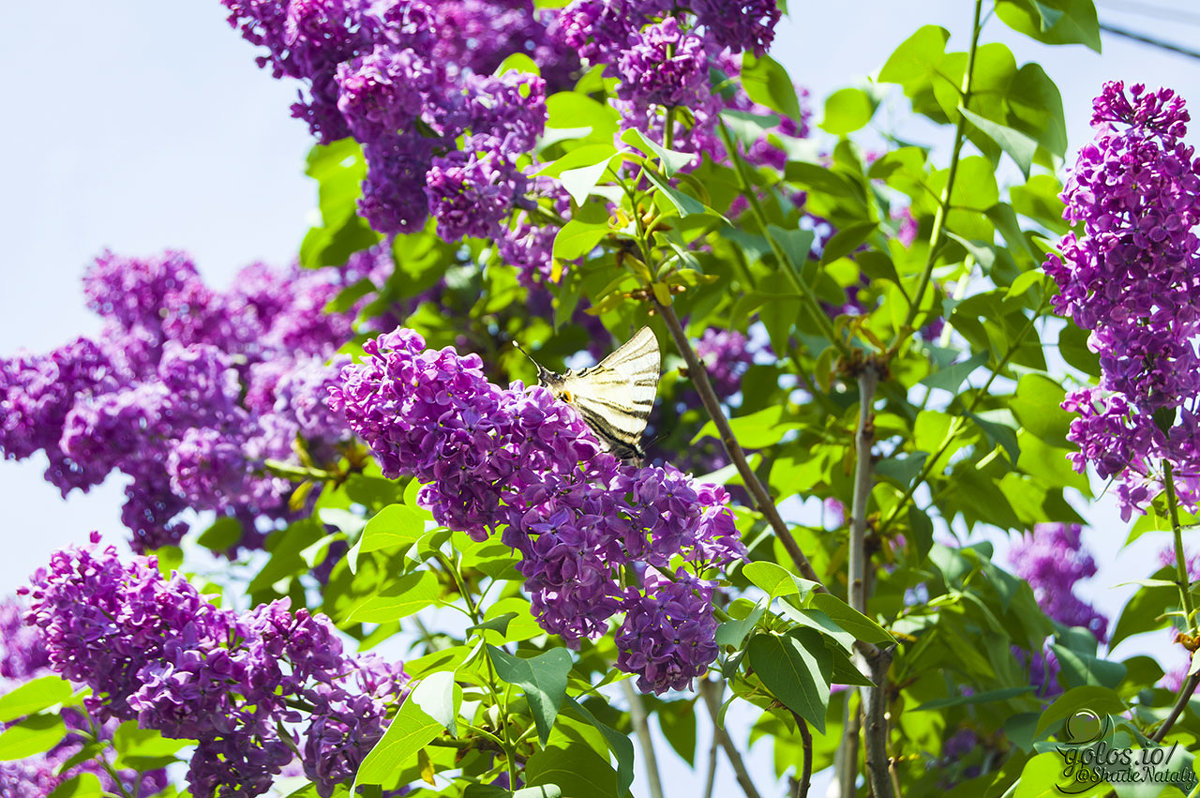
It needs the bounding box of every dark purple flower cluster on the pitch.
[0,248,387,551]
[222,0,569,279]
[0,597,169,798]
[1008,523,1108,642]
[615,568,718,693]
[328,327,744,692]
[1045,82,1200,519]
[695,327,756,401]
[21,534,408,797]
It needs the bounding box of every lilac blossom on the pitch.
[1008,523,1108,642]
[328,326,744,691]
[21,534,408,798]
[0,250,380,551]
[1045,82,1200,519]
[222,0,567,240]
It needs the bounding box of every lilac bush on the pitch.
[0,249,387,551]
[20,534,408,797]
[328,326,744,691]
[1045,81,1200,519]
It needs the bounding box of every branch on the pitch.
[1165,460,1196,628]
[835,698,861,798]
[621,680,665,798]
[862,646,896,798]
[845,366,894,798]
[715,121,851,360]
[795,715,814,798]
[1152,673,1200,742]
[896,0,985,339]
[700,679,764,798]
[656,301,824,585]
[703,720,720,798]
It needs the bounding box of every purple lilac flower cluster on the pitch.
[328,327,744,693]
[1009,523,1109,641]
[695,327,756,401]
[21,534,407,797]
[221,0,573,285]
[557,3,788,168]
[0,597,170,798]
[1045,82,1200,519]
[0,248,388,551]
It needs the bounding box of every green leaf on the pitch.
[111,721,191,762]
[344,570,440,623]
[553,204,610,260]
[354,699,443,789]
[410,671,461,735]
[47,773,103,798]
[742,561,818,600]
[961,107,1038,176]
[560,159,617,206]
[525,737,619,798]
[1009,374,1074,448]
[995,0,1101,52]
[563,696,635,795]
[918,351,987,393]
[720,110,782,147]
[716,599,767,649]
[1034,685,1126,737]
[360,504,429,554]
[1049,645,1126,690]
[195,516,243,552]
[0,713,66,761]
[642,167,708,218]
[486,646,572,745]
[820,88,875,135]
[808,593,895,645]
[619,128,694,177]
[0,676,72,723]
[740,52,801,119]
[878,25,950,92]
[820,221,877,266]
[766,225,815,274]
[747,630,832,733]
[495,52,540,77]
[693,405,796,449]
[913,686,1035,712]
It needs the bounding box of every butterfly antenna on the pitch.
[512,339,553,382]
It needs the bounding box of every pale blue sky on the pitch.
[1,2,1198,794]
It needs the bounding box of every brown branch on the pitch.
[795,715,814,798]
[845,366,894,798]
[655,301,823,585]
[621,679,665,798]
[699,679,764,798]
[1152,673,1200,743]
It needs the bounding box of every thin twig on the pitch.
[700,679,764,798]
[656,300,823,585]
[1165,460,1196,627]
[1152,673,1200,742]
[703,722,720,798]
[795,715,814,798]
[716,121,851,359]
[621,680,665,798]
[896,0,985,340]
[836,698,861,798]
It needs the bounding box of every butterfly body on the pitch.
[525,327,661,463]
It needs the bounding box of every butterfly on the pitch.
[517,327,661,463]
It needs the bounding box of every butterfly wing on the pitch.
[559,327,660,461]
